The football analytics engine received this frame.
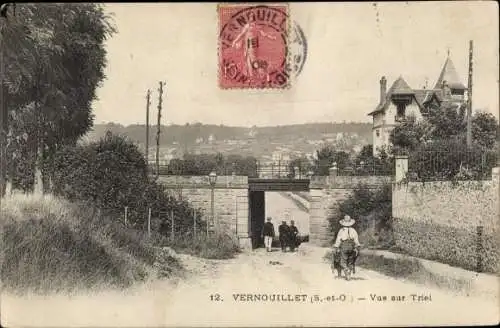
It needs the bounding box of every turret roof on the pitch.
[434,57,466,90]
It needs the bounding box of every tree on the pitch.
[164,153,258,177]
[52,133,204,235]
[408,138,497,181]
[389,106,498,181]
[391,106,498,154]
[313,145,351,176]
[287,157,313,178]
[3,4,115,193]
[425,103,466,141]
[472,111,498,150]
[355,145,374,164]
[389,115,432,154]
[353,144,393,176]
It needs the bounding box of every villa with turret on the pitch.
[368,56,468,156]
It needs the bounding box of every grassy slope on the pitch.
[0,193,181,295]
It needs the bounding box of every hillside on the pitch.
[85,122,372,147]
[82,122,373,161]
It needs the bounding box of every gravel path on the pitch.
[2,193,498,327]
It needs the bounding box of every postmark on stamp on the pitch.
[218,4,307,89]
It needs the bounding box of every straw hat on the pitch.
[339,215,355,227]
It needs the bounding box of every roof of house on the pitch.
[368,76,417,116]
[391,76,415,95]
[434,57,467,90]
[413,88,445,106]
[368,56,467,117]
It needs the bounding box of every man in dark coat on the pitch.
[261,217,275,252]
[278,220,290,252]
[289,220,299,252]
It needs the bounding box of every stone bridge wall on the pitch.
[309,175,392,246]
[159,173,392,248]
[158,175,250,247]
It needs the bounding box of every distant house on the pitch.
[272,151,290,162]
[368,55,467,156]
[248,126,258,138]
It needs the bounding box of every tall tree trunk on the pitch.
[0,18,7,198]
[41,141,55,194]
[33,97,43,194]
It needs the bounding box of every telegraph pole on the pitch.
[466,40,473,148]
[145,89,151,170]
[156,81,165,179]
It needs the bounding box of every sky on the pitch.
[92,2,499,127]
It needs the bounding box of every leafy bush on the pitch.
[389,107,498,181]
[0,193,182,294]
[393,217,499,274]
[328,183,393,248]
[352,145,394,176]
[313,146,350,176]
[166,153,258,177]
[287,157,313,178]
[51,132,205,237]
[407,139,498,181]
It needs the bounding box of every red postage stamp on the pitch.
[218,4,290,89]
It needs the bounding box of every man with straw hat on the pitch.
[332,215,360,280]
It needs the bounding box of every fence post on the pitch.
[206,215,209,235]
[170,209,174,240]
[235,195,238,236]
[476,225,484,273]
[193,208,197,238]
[394,155,409,183]
[147,208,151,238]
[124,206,128,226]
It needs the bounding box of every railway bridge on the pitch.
[157,161,395,249]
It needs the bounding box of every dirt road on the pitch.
[4,245,498,327]
[2,193,498,326]
[265,191,309,235]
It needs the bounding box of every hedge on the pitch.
[51,132,205,236]
[393,217,499,274]
[328,183,393,248]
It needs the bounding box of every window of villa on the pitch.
[396,104,405,117]
[376,130,380,138]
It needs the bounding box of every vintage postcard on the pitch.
[0,2,499,327]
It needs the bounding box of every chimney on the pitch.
[380,76,387,104]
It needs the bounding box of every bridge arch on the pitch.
[159,173,391,249]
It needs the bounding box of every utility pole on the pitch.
[466,40,473,148]
[156,81,165,179]
[145,89,151,171]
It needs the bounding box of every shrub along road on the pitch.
[2,193,498,327]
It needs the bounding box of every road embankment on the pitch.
[280,192,310,213]
[357,249,499,302]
